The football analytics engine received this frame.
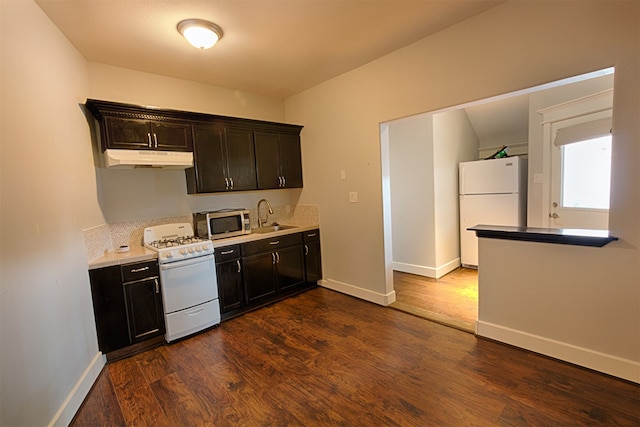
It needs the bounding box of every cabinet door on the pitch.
[216,259,245,313]
[278,133,303,188]
[304,240,322,284]
[191,124,228,193]
[225,128,257,191]
[276,245,305,292]
[89,266,129,353]
[152,121,192,151]
[123,277,165,343]
[254,131,281,189]
[104,116,151,150]
[243,252,277,304]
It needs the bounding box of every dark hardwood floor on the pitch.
[71,287,639,426]
[392,269,478,332]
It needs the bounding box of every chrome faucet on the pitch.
[257,199,274,228]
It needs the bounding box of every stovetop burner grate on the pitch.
[146,235,207,249]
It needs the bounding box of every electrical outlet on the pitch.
[349,192,358,203]
[534,173,543,184]
[340,169,346,180]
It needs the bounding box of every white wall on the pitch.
[389,115,435,272]
[389,110,477,279]
[285,0,639,380]
[432,109,478,268]
[1,1,101,425]
[0,2,290,425]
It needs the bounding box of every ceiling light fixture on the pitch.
[177,19,223,50]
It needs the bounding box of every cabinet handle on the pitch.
[307,233,317,237]
[153,133,158,148]
[282,176,286,187]
[130,266,149,273]
[229,177,234,189]
[272,253,276,264]
[154,278,159,294]
[276,252,280,263]
[269,240,280,245]
[305,244,309,256]
[147,133,152,148]
[278,176,283,187]
[224,177,229,190]
[220,249,235,255]
[236,260,241,273]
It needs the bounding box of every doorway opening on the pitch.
[380,68,614,332]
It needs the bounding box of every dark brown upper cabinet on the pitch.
[186,124,257,193]
[254,131,303,189]
[103,116,193,151]
[85,99,303,193]
[85,99,193,152]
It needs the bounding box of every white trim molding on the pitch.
[48,352,106,427]
[320,279,396,306]
[477,320,640,384]
[392,258,460,279]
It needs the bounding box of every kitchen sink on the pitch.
[252,224,298,234]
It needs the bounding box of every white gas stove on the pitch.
[143,222,220,342]
[143,222,214,264]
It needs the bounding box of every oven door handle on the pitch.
[160,254,214,270]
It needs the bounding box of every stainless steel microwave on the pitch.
[194,209,252,240]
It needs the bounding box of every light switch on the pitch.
[534,173,543,184]
[349,192,358,203]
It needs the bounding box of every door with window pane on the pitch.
[549,109,612,229]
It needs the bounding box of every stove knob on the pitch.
[179,249,188,255]
[188,248,195,254]
[195,246,202,252]
[164,252,173,259]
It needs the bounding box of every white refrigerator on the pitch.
[459,156,527,268]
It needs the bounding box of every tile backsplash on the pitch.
[83,204,319,262]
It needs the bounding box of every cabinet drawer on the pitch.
[242,233,303,256]
[302,229,320,242]
[121,260,159,283]
[215,244,241,263]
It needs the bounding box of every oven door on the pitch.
[159,254,218,314]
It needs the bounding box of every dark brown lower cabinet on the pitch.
[89,260,166,360]
[123,276,165,343]
[89,265,130,353]
[214,245,245,314]
[303,229,322,284]
[243,252,279,304]
[216,231,319,321]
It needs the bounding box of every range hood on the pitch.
[104,149,193,169]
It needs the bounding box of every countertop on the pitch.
[88,246,157,270]
[88,224,320,270]
[468,224,618,247]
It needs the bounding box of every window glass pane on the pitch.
[562,135,611,209]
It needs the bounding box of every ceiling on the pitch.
[464,94,530,147]
[35,0,504,99]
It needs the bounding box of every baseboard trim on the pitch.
[476,320,640,384]
[320,279,396,306]
[392,258,460,279]
[48,351,106,427]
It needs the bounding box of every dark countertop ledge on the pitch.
[468,225,618,247]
